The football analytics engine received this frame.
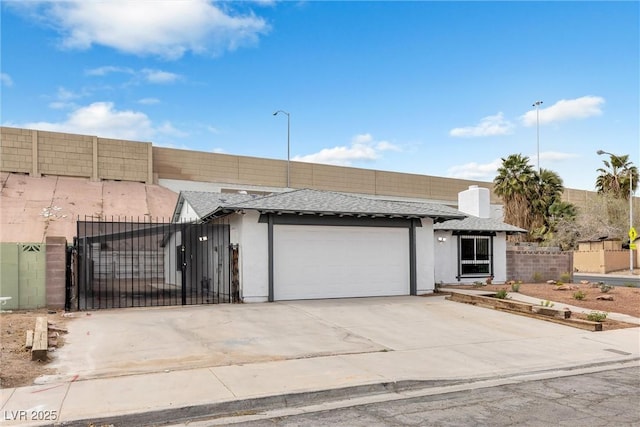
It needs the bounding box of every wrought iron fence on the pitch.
[74,216,234,310]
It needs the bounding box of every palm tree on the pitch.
[493,154,537,234]
[532,169,565,231]
[595,153,638,200]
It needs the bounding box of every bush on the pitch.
[573,290,586,300]
[494,289,509,299]
[586,311,608,322]
[540,300,554,308]
[599,283,613,293]
[511,282,521,292]
[559,272,571,283]
[532,272,543,283]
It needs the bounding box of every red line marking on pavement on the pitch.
[31,375,79,394]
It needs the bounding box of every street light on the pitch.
[597,149,635,274]
[273,110,290,188]
[532,101,543,172]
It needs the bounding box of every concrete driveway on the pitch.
[47,295,639,383]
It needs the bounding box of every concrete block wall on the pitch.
[38,130,93,177]
[0,127,152,183]
[46,236,67,309]
[3,125,629,209]
[0,127,33,174]
[506,248,573,283]
[153,146,500,203]
[98,138,151,182]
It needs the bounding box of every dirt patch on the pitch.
[0,309,71,389]
[450,282,640,331]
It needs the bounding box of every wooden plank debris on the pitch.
[25,330,34,349]
[32,317,48,361]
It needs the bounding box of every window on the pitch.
[459,235,492,276]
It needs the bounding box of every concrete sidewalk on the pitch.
[1,296,639,426]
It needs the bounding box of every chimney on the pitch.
[458,185,490,218]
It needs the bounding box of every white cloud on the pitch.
[86,66,181,85]
[47,87,84,109]
[293,134,401,166]
[85,66,133,76]
[33,0,270,59]
[19,102,157,140]
[49,102,69,110]
[449,112,514,138]
[141,69,181,84]
[448,151,580,181]
[55,87,80,101]
[521,96,605,126]
[1,73,14,87]
[447,159,503,181]
[158,122,189,138]
[137,97,160,105]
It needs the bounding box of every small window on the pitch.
[459,236,492,276]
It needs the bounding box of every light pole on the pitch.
[597,149,635,274]
[532,101,543,172]
[273,110,290,188]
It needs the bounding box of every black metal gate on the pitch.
[74,217,235,310]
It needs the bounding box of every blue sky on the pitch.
[1,1,638,192]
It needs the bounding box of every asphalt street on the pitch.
[197,366,640,427]
[573,274,640,287]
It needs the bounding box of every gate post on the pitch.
[46,236,67,309]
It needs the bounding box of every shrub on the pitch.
[540,300,554,308]
[494,289,509,299]
[472,281,485,288]
[586,311,608,322]
[511,282,521,292]
[559,272,571,283]
[599,283,613,293]
[573,290,586,300]
[624,282,637,288]
[532,272,543,283]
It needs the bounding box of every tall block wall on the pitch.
[38,130,94,177]
[0,127,152,183]
[506,247,573,283]
[0,127,33,174]
[2,126,635,209]
[153,147,500,203]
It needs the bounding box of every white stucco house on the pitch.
[170,186,524,302]
[434,185,526,284]
[171,188,466,302]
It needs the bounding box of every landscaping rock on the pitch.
[554,284,575,290]
[596,295,614,301]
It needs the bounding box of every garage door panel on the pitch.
[274,225,409,300]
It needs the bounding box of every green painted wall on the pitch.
[0,243,46,310]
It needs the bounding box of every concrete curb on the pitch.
[53,357,640,427]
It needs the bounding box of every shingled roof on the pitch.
[171,191,257,222]
[179,188,466,222]
[434,216,526,234]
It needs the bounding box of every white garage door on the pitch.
[274,225,410,300]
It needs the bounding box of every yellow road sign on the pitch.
[630,243,637,250]
[630,227,638,242]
